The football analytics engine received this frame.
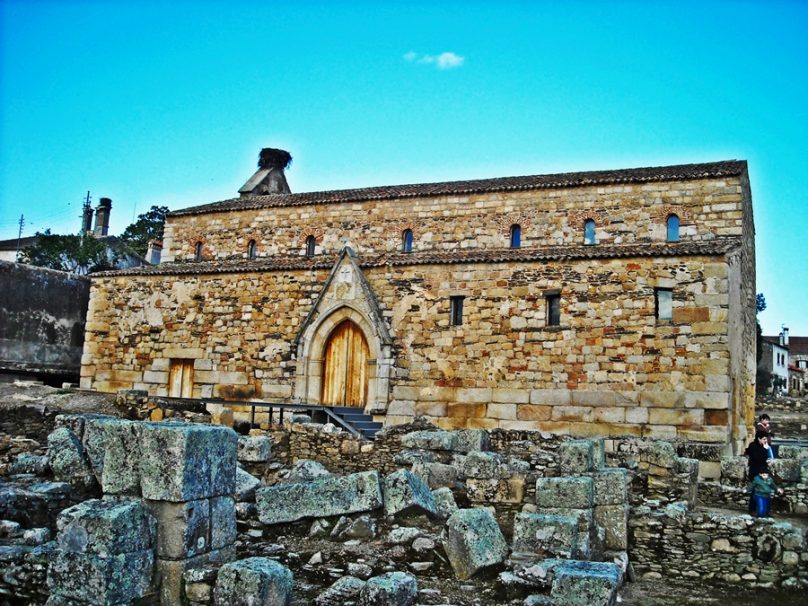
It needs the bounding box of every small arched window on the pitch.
[510,224,521,249]
[194,241,203,261]
[305,235,316,257]
[666,214,680,242]
[247,239,257,260]
[402,229,413,253]
[584,219,596,245]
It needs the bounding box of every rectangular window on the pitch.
[546,294,561,326]
[169,359,194,398]
[655,288,672,321]
[450,296,464,326]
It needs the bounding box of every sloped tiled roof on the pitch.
[170,160,748,217]
[92,238,741,278]
[788,336,808,355]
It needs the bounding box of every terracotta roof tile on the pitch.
[170,160,748,217]
[92,239,741,278]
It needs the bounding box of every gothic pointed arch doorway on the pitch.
[321,319,369,407]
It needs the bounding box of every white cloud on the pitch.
[404,51,465,69]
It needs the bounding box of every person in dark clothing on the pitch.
[745,430,771,513]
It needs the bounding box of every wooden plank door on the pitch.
[169,359,194,398]
[321,320,369,407]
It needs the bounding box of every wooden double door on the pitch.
[321,320,369,407]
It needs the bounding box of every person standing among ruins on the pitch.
[748,467,783,518]
[745,430,770,513]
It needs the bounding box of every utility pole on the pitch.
[81,191,93,238]
[14,214,24,261]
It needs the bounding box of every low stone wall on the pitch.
[629,504,807,589]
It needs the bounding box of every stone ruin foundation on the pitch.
[0,407,806,605]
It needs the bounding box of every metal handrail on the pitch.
[152,396,364,437]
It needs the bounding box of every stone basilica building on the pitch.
[81,148,757,452]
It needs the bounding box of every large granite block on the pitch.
[140,422,237,502]
[237,435,272,463]
[214,557,293,606]
[383,469,437,517]
[536,477,594,509]
[257,471,382,524]
[57,498,156,555]
[558,440,594,474]
[512,513,579,558]
[589,469,628,506]
[47,550,154,605]
[47,427,96,490]
[359,571,418,605]
[145,498,210,559]
[443,508,508,580]
[411,461,458,489]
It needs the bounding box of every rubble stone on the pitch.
[358,571,418,606]
[558,440,594,474]
[383,469,438,517]
[536,477,594,509]
[513,513,579,558]
[213,557,293,606]
[443,508,508,580]
[238,435,272,463]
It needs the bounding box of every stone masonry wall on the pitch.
[84,252,737,442]
[162,177,747,263]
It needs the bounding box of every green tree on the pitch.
[20,231,117,275]
[756,292,766,364]
[119,205,169,256]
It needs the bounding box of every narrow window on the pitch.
[584,219,596,245]
[402,229,413,253]
[450,296,465,326]
[655,288,672,321]
[666,214,680,242]
[546,294,561,326]
[508,224,522,249]
[194,241,203,261]
[247,239,257,260]
[305,235,316,257]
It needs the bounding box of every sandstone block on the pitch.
[257,471,383,524]
[213,557,293,606]
[571,391,615,407]
[443,508,508,580]
[536,477,594,509]
[454,387,492,403]
[648,408,703,426]
[382,469,437,517]
[488,403,517,420]
[492,388,530,404]
[684,391,729,410]
[517,404,552,421]
[140,422,237,502]
[530,389,571,406]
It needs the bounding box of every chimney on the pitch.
[94,198,112,236]
[82,203,94,234]
[781,326,789,347]
[238,148,292,197]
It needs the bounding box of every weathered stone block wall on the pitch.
[83,251,737,441]
[629,506,807,589]
[0,261,89,379]
[162,177,747,263]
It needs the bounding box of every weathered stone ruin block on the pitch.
[358,571,418,606]
[768,458,801,482]
[156,548,234,606]
[237,435,272,463]
[589,468,628,506]
[213,557,293,606]
[591,438,606,469]
[513,512,579,558]
[453,429,490,453]
[548,560,621,606]
[401,430,459,451]
[443,508,508,580]
[145,498,210,559]
[282,459,332,482]
[558,440,594,474]
[801,459,808,484]
[432,486,458,519]
[537,508,593,560]
[466,477,526,504]
[139,422,237,501]
[411,461,458,489]
[210,496,237,550]
[84,418,142,495]
[720,456,747,483]
[47,427,96,491]
[315,576,366,606]
[9,453,49,475]
[536,477,594,509]
[236,467,262,502]
[256,471,383,524]
[383,469,438,517]
[593,504,629,550]
[48,498,156,605]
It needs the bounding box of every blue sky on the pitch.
[1,0,806,335]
